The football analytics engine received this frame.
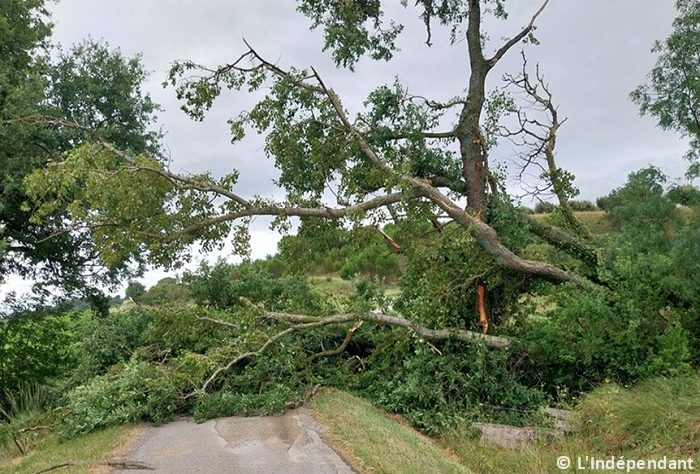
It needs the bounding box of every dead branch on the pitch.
[285,383,323,409]
[504,53,593,242]
[33,459,154,473]
[488,0,550,68]
[376,227,401,253]
[11,432,25,455]
[308,321,363,363]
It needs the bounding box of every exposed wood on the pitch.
[377,226,401,253]
[476,281,489,334]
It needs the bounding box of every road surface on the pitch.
[117,408,356,473]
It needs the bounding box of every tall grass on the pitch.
[0,384,51,459]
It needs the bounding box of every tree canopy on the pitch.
[631,0,700,176]
[0,0,161,300]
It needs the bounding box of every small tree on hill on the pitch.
[125,281,146,304]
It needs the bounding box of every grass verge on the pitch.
[0,423,142,474]
[310,388,471,474]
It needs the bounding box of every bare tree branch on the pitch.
[308,321,363,363]
[33,459,154,473]
[487,0,549,68]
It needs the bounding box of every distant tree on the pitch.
[631,0,700,176]
[596,195,612,211]
[141,277,188,306]
[667,184,700,206]
[568,200,597,212]
[534,201,556,214]
[125,281,146,304]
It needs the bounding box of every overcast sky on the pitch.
[2,1,691,296]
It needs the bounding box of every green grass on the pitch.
[310,274,355,298]
[0,423,141,474]
[310,274,401,299]
[311,389,471,474]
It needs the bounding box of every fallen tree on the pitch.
[196,300,512,393]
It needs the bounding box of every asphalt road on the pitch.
[117,409,356,473]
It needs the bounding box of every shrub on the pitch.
[63,360,177,435]
[184,260,332,315]
[356,333,546,434]
[0,309,75,399]
[568,200,597,211]
[521,283,693,397]
[666,184,700,206]
[70,308,152,381]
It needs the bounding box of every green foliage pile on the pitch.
[355,335,546,434]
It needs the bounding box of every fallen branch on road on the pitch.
[33,459,154,473]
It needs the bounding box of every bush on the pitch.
[534,201,556,213]
[70,308,152,381]
[521,283,693,397]
[568,200,597,211]
[0,309,75,399]
[356,333,546,434]
[184,260,332,315]
[63,360,177,435]
[666,184,700,206]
